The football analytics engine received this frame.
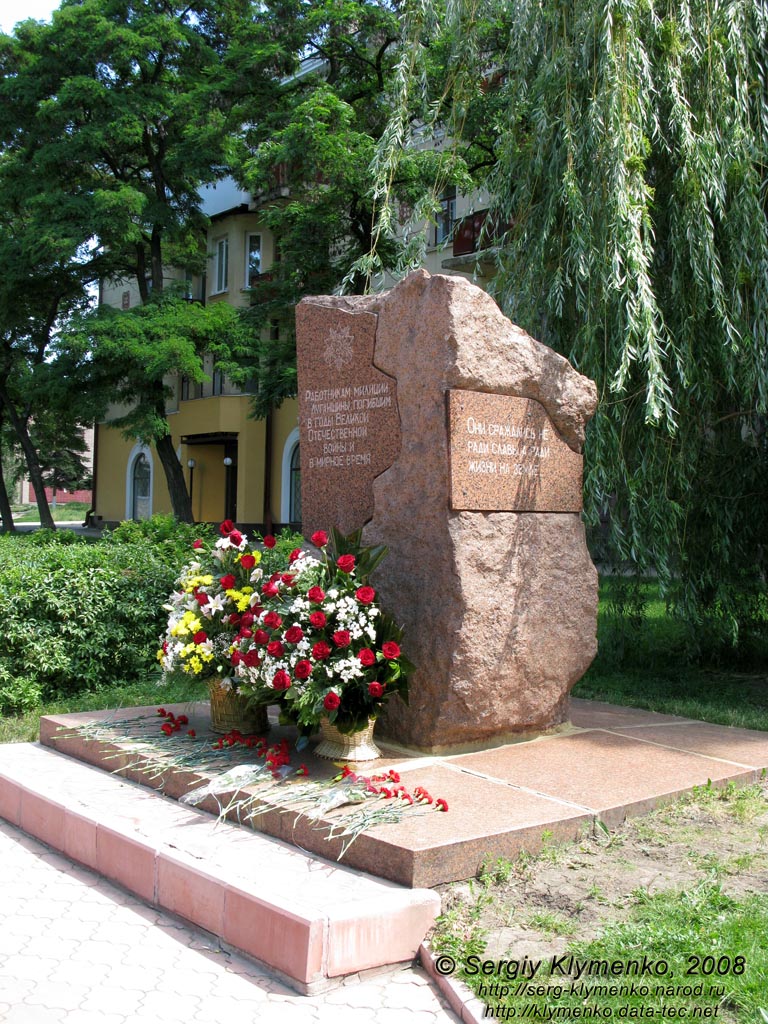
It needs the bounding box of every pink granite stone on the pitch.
[296,271,598,751]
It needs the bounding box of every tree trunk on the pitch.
[154,431,193,522]
[0,444,16,533]
[0,384,55,529]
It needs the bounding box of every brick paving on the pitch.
[0,820,459,1024]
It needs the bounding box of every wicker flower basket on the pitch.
[207,679,269,735]
[314,716,381,762]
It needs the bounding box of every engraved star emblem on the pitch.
[323,326,355,370]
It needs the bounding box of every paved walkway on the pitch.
[0,821,459,1024]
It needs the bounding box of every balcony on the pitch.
[441,209,507,276]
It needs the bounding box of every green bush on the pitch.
[102,513,217,567]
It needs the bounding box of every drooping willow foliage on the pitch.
[370,0,768,654]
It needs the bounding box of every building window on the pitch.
[214,237,229,293]
[289,443,301,524]
[126,444,153,521]
[280,427,301,525]
[181,376,191,401]
[434,186,456,246]
[246,233,261,288]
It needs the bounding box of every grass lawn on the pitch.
[13,501,92,523]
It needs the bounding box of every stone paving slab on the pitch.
[0,819,459,1023]
[0,742,439,994]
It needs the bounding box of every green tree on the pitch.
[0,0,263,521]
[372,0,768,654]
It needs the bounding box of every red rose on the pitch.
[238,627,253,639]
[243,650,261,668]
[281,573,296,586]
[272,669,291,691]
[358,648,376,666]
[261,581,279,597]
[231,650,242,665]
[336,554,355,573]
[288,548,302,564]
[240,554,256,570]
[220,574,236,590]
[240,612,255,627]
[307,586,325,604]
[382,641,401,660]
[312,641,331,660]
[309,611,327,629]
[332,630,351,648]
[311,530,329,548]
[263,611,282,629]
[253,629,269,645]
[267,640,284,658]
[194,591,209,606]
[263,534,276,549]
[219,520,235,536]
[294,659,312,680]
[192,539,204,549]
[229,530,243,546]
[323,692,341,711]
[356,586,376,605]
[368,682,384,698]
[228,613,241,626]
[192,630,208,644]
[284,625,304,644]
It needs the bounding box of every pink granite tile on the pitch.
[568,698,695,730]
[156,850,224,935]
[326,893,439,977]
[450,730,755,828]
[0,776,22,825]
[95,823,156,903]
[222,884,325,984]
[19,788,66,848]
[606,722,768,769]
[62,809,98,869]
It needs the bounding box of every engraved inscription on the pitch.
[303,381,393,470]
[447,390,583,512]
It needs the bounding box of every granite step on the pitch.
[0,741,439,995]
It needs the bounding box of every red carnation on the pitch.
[219,520,235,536]
[161,722,174,736]
[263,534,276,549]
[382,641,401,660]
[312,641,332,661]
[323,692,341,711]
[332,630,351,648]
[192,539,204,550]
[229,530,243,546]
[309,611,327,629]
[294,659,312,680]
[356,586,376,605]
[194,591,209,606]
[336,554,355,573]
[307,586,326,604]
[368,681,384,698]
[263,611,282,629]
[220,573,236,590]
[240,554,256,570]
[284,625,304,644]
[311,530,329,548]
[187,729,196,738]
[358,648,376,667]
[272,670,291,691]
[253,629,270,645]
[193,630,208,644]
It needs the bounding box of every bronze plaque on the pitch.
[447,390,583,512]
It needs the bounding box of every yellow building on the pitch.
[94,177,493,529]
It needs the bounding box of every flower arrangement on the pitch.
[158,522,411,737]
